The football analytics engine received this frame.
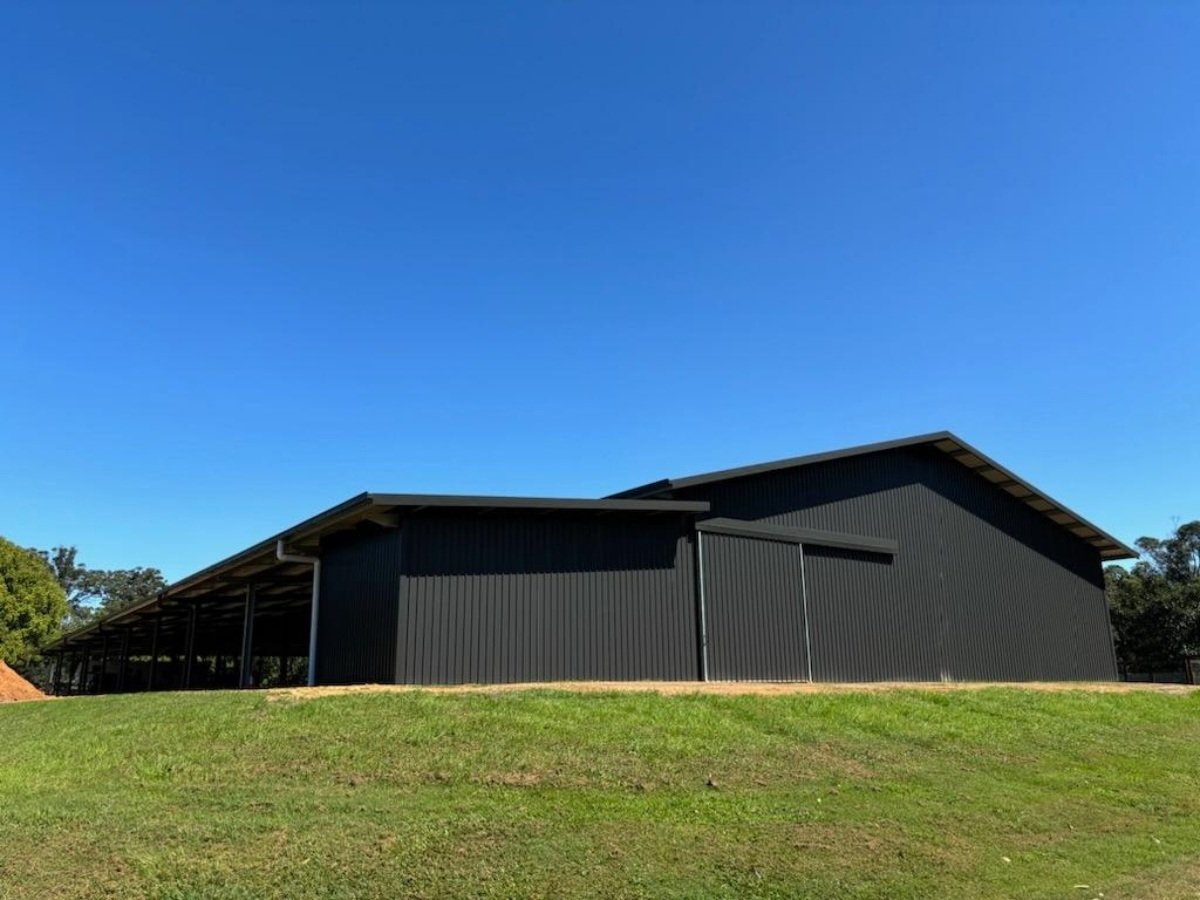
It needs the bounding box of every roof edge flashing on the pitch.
[696,517,899,556]
[364,492,708,513]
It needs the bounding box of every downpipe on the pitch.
[276,539,320,687]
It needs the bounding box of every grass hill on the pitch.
[2,685,1199,899]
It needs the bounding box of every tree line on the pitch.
[0,538,165,667]
[1105,521,1200,675]
[36,546,168,631]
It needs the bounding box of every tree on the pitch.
[1105,520,1200,674]
[84,566,168,615]
[34,546,168,629]
[39,546,95,629]
[1135,521,1200,583]
[0,537,68,665]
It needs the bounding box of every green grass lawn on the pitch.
[2,686,1199,899]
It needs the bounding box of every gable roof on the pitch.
[609,431,1137,561]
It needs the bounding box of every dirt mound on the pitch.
[0,659,45,702]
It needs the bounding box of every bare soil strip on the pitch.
[268,679,1198,701]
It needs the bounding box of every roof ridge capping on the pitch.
[607,431,1136,561]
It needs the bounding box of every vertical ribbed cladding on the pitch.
[926,447,1116,681]
[701,533,808,681]
[681,449,939,681]
[316,527,402,685]
[674,445,1116,682]
[801,546,904,681]
[395,511,696,684]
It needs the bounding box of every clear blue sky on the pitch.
[2,2,1197,581]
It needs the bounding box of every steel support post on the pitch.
[116,629,130,693]
[239,584,257,688]
[147,615,161,691]
[97,633,110,694]
[184,604,198,690]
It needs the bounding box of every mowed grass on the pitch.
[2,688,1200,899]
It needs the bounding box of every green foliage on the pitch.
[35,545,167,629]
[1106,520,1200,671]
[37,545,93,629]
[2,687,1200,898]
[0,537,68,665]
[81,566,168,615]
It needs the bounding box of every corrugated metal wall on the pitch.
[311,445,1114,685]
[317,527,401,684]
[700,532,808,681]
[676,445,1117,682]
[395,513,698,684]
[931,458,1115,680]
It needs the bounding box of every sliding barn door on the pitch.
[699,532,810,681]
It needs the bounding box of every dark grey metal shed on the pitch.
[43,432,1136,692]
[616,432,1131,682]
[318,505,702,685]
